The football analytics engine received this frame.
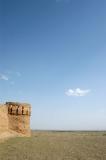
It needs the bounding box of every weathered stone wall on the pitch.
[0,102,31,138]
[0,105,8,133]
[8,115,31,136]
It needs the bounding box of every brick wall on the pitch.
[0,102,31,137]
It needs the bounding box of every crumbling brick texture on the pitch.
[0,102,31,137]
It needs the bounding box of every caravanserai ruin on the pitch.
[0,102,31,139]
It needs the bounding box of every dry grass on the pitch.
[0,131,106,160]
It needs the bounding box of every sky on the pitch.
[0,0,106,130]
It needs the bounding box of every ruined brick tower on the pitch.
[0,102,31,138]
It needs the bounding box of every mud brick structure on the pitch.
[0,102,31,138]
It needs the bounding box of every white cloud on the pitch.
[65,88,91,97]
[0,74,9,81]
[5,70,21,77]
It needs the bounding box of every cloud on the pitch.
[65,88,91,97]
[5,70,21,77]
[0,71,21,84]
[0,74,9,81]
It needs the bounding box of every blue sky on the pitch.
[0,0,106,130]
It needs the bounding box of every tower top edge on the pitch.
[5,102,31,107]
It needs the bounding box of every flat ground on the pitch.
[0,131,106,160]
